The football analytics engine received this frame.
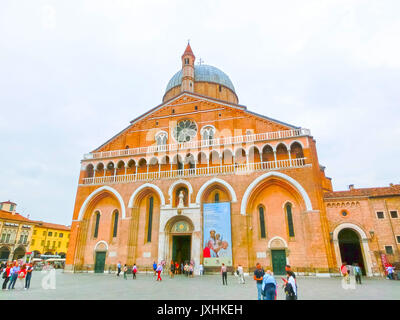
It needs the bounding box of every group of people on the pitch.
[1,260,33,291]
[116,262,138,280]
[169,261,197,278]
[340,262,363,284]
[253,263,297,300]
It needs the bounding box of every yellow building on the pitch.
[30,221,71,258]
[0,201,35,261]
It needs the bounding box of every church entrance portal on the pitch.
[172,235,191,264]
[338,228,366,275]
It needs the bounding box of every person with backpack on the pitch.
[8,262,19,290]
[262,270,277,300]
[283,270,297,300]
[132,264,137,279]
[2,263,11,290]
[117,261,121,277]
[341,261,349,284]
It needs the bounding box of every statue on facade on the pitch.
[177,190,185,208]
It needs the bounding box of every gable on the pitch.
[92,92,299,153]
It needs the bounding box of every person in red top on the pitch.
[17,264,26,290]
[2,263,11,290]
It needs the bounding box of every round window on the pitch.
[173,120,197,143]
[341,211,348,217]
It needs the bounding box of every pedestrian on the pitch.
[117,261,121,277]
[354,263,362,284]
[253,263,265,300]
[237,264,245,284]
[221,263,228,285]
[153,261,157,277]
[8,262,19,290]
[283,270,297,300]
[17,265,26,290]
[156,263,163,281]
[25,262,33,290]
[132,264,137,279]
[199,263,204,276]
[386,265,395,280]
[285,265,297,297]
[184,263,189,277]
[189,264,194,277]
[180,262,184,274]
[175,261,179,275]
[123,264,128,280]
[170,260,175,278]
[340,262,349,284]
[2,263,11,290]
[262,270,277,300]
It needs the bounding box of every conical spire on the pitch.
[182,42,195,59]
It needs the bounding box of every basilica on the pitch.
[65,44,400,276]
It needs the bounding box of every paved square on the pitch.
[2,270,400,300]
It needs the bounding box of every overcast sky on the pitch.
[1,0,399,225]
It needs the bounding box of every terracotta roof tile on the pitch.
[0,210,32,223]
[31,220,70,231]
[324,184,400,199]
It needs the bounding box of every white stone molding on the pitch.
[77,186,126,221]
[128,183,166,208]
[332,222,373,277]
[195,178,238,204]
[268,236,288,249]
[168,179,194,205]
[94,240,109,251]
[240,171,313,215]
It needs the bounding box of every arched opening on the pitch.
[290,142,304,159]
[148,157,159,173]
[248,146,261,164]
[137,158,147,174]
[174,186,189,208]
[116,160,125,175]
[209,150,220,167]
[13,246,25,260]
[261,145,274,162]
[197,152,208,167]
[165,216,194,266]
[94,242,108,273]
[95,162,104,177]
[127,159,136,175]
[338,228,366,275]
[235,148,246,165]
[111,210,119,239]
[276,143,289,161]
[86,164,94,178]
[0,246,10,260]
[160,155,170,173]
[185,153,195,171]
[106,162,115,176]
[222,149,233,165]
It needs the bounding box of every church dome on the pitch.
[165,64,236,93]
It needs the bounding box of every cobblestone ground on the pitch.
[2,270,400,300]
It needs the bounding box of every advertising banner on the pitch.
[203,202,232,267]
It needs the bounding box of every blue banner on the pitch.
[203,202,232,266]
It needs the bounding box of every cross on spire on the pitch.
[198,58,204,65]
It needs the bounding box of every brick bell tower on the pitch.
[181,42,195,93]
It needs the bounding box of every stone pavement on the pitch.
[2,270,400,300]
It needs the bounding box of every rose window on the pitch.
[173,120,197,142]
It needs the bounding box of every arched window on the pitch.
[214,192,220,203]
[285,203,295,237]
[201,126,216,144]
[93,212,100,239]
[112,210,119,238]
[259,206,266,239]
[147,197,154,243]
